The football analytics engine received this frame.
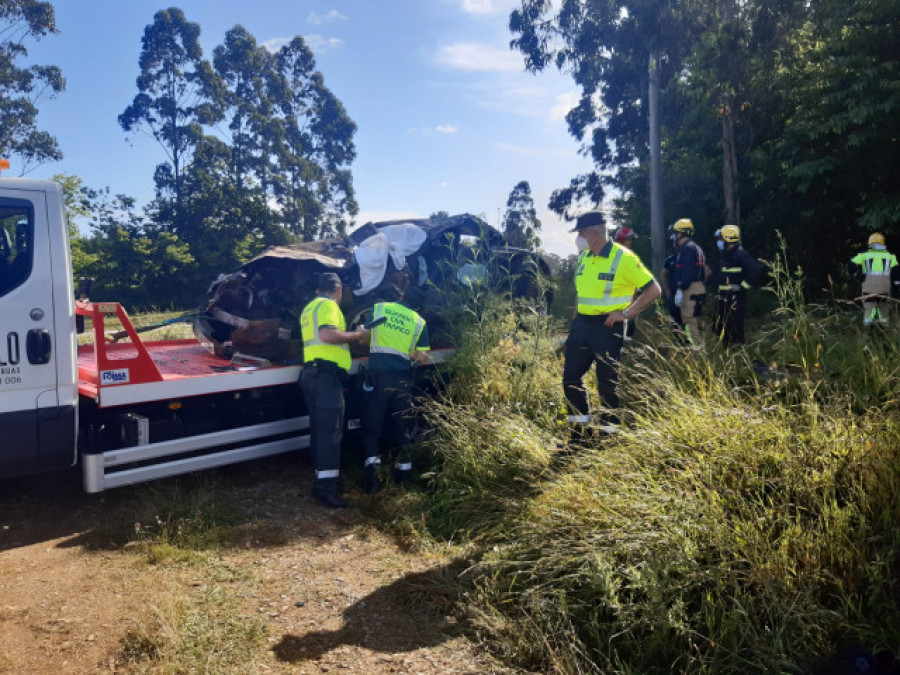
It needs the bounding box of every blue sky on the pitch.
[24,0,592,256]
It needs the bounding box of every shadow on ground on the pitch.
[0,452,361,552]
[272,562,468,663]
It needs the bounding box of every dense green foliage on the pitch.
[385,262,900,673]
[510,0,900,286]
[0,0,64,172]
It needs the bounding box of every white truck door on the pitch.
[0,183,77,478]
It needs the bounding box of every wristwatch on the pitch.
[621,308,631,319]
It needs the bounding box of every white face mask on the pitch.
[575,235,589,252]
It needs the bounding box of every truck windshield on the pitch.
[0,200,33,297]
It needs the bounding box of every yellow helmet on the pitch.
[672,218,694,236]
[869,232,886,247]
[720,224,741,244]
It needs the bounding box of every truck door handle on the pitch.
[27,328,52,364]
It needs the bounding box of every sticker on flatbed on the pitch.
[100,368,130,385]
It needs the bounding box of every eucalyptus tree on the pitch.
[119,7,214,228]
[267,37,357,240]
[175,133,277,276]
[210,25,273,209]
[122,10,359,267]
[502,180,542,251]
[509,0,698,273]
[0,0,64,172]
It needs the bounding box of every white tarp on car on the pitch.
[353,222,428,295]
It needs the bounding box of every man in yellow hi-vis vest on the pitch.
[851,233,898,326]
[361,286,430,494]
[565,211,661,444]
[299,273,370,508]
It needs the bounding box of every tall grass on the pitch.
[396,260,900,673]
[409,296,566,543]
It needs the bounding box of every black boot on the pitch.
[312,479,348,509]
[568,424,589,448]
[393,467,412,486]
[363,465,382,495]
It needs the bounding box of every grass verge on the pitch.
[383,264,900,673]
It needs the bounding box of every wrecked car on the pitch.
[194,213,552,362]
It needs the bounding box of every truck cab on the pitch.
[0,178,78,480]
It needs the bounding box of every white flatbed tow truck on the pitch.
[0,175,448,492]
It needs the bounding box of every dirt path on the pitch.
[0,456,513,674]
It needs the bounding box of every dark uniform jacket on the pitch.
[715,246,762,293]
[674,240,706,290]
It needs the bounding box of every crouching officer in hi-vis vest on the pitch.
[299,273,370,508]
[850,233,898,326]
[564,211,660,444]
[361,285,430,494]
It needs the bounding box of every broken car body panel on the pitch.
[195,213,551,361]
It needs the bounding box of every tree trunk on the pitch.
[720,0,741,226]
[722,108,740,225]
[649,50,665,276]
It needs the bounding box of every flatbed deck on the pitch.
[77,338,301,408]
[75,301,302,408]
[74,300,450,410]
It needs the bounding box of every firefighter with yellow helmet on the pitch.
[850,233,898,326]
[712,225,763,346]
[667,218,707,347]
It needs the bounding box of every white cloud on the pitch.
[434,181,453,189]
[435,42,522,72]
[264,34,346,54]
[459,80,565,119]
[307,10,347,25]
[303,35,345,53]
[261,37,291,53]
[550,91,579,122]
[405,125,460,137]
[461,0,497,14]
[458,0,518,15]
[493,142,577,158]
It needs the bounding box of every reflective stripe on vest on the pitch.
[301,297,351,370]
[576,248,634,313]
[369,302,425,359]
[858,251,895,276]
